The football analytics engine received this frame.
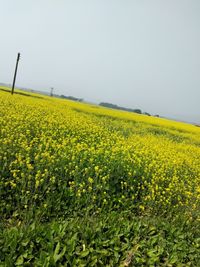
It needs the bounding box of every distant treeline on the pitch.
[99,102,151,116]
[60,95,83,102]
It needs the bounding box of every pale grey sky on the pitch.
[0,0,200,123]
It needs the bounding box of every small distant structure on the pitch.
[50,87,54,97]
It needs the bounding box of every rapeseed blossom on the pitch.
[0,89,200,217]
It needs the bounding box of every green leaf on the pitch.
[80,250,89,258]
[90,257,98,266]
[53,242,66,263]
[22,240,29,247]
[15,255,24,266]
[169,254,178,264]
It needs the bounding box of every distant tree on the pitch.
[143,112,151,116]
[60,94,83,102]
[132,109,142,114]
[99,102,143,114]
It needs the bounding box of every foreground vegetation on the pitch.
[0,88,200,266]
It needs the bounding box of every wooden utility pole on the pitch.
[50,87,54,96]
[11,53,20,95]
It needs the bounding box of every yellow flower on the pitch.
[88,177,94,184]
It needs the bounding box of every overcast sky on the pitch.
[0,0,200,123]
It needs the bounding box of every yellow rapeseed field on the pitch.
[0,88,200,216]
